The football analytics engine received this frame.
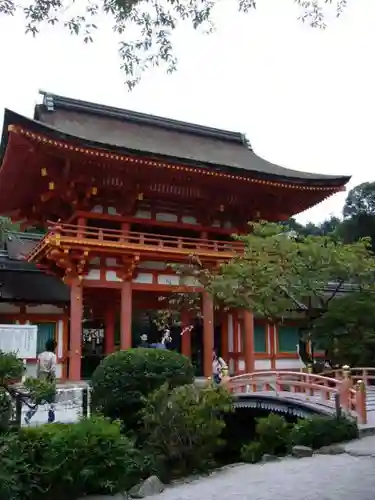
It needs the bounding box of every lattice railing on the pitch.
[27,221,244,261]
[226,370,367,424]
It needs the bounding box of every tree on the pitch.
[0,0,348,89]
[285,215,341,238]
[339,182,375,252]
[158,221,375,368]
[202,222,375,322]
[343,182,375,218]
[312,291,375,367]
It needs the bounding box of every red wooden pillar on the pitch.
[202,291,214,378]
[120,280,132,350]
[104,306,115,355]
[243,309,255,373]
[181,309,191,358]
[69,279,83,381]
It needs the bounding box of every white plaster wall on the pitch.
[85,269,101,280]
[158,274,180,285]
[238,359,245,371]
[106,270,121,282]
[133,273,153,284]
[275,358,304,370]
[255,359,272,370]
[228,314,234,352]
[57,320,64,358]
[156,212,178,222]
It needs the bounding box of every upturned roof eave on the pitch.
[1,108,351,188]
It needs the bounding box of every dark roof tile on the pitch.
[26,90,349,186]
[5,232,41,261]
[0,269,69,303]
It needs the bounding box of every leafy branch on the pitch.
[0,0,348,89]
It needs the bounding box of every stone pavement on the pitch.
[154,436,375,500]
[84,436,375,500]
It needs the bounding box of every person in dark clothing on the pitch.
[139,334,149,348]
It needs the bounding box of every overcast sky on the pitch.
[0,0,374,224]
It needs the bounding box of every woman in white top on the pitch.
[212,350,228,384]
[24,339,57,425]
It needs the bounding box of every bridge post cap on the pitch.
[356,379,366,390]
[342,365,350,370]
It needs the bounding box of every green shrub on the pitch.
[240,441,264,463]
[0,352,56,432]
[0,389,12,432]
[240,414,289,463]
[0,416,147,500]
[289,415,359,450]
[255,413,290,456]
[141,383,232,478]
[0,351,24,385]
[91,348,194,430]
[23,378,56,405]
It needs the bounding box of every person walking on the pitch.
[24,339,57,425]
[212,350,228,385]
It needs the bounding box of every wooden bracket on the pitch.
[117,254,140,281]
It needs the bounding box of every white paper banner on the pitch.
[0,324,38,359]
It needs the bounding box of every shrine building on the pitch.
[0,91,350,381]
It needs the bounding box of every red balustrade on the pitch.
[27,221,244,261]
[224,370,367,424]
[324,366,375,387]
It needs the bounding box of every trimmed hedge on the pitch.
[91,348,194,429]
[0,417,147,500]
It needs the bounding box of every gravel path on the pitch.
[155,436,375,500]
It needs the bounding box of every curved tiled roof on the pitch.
[21,90,349,187]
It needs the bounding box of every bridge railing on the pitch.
[226,370,366,424]
[324,367,375,386]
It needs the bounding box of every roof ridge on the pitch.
[37,90,248,146]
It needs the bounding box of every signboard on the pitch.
[0,324,38,359]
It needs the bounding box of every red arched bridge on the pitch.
[225,368,375,427]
